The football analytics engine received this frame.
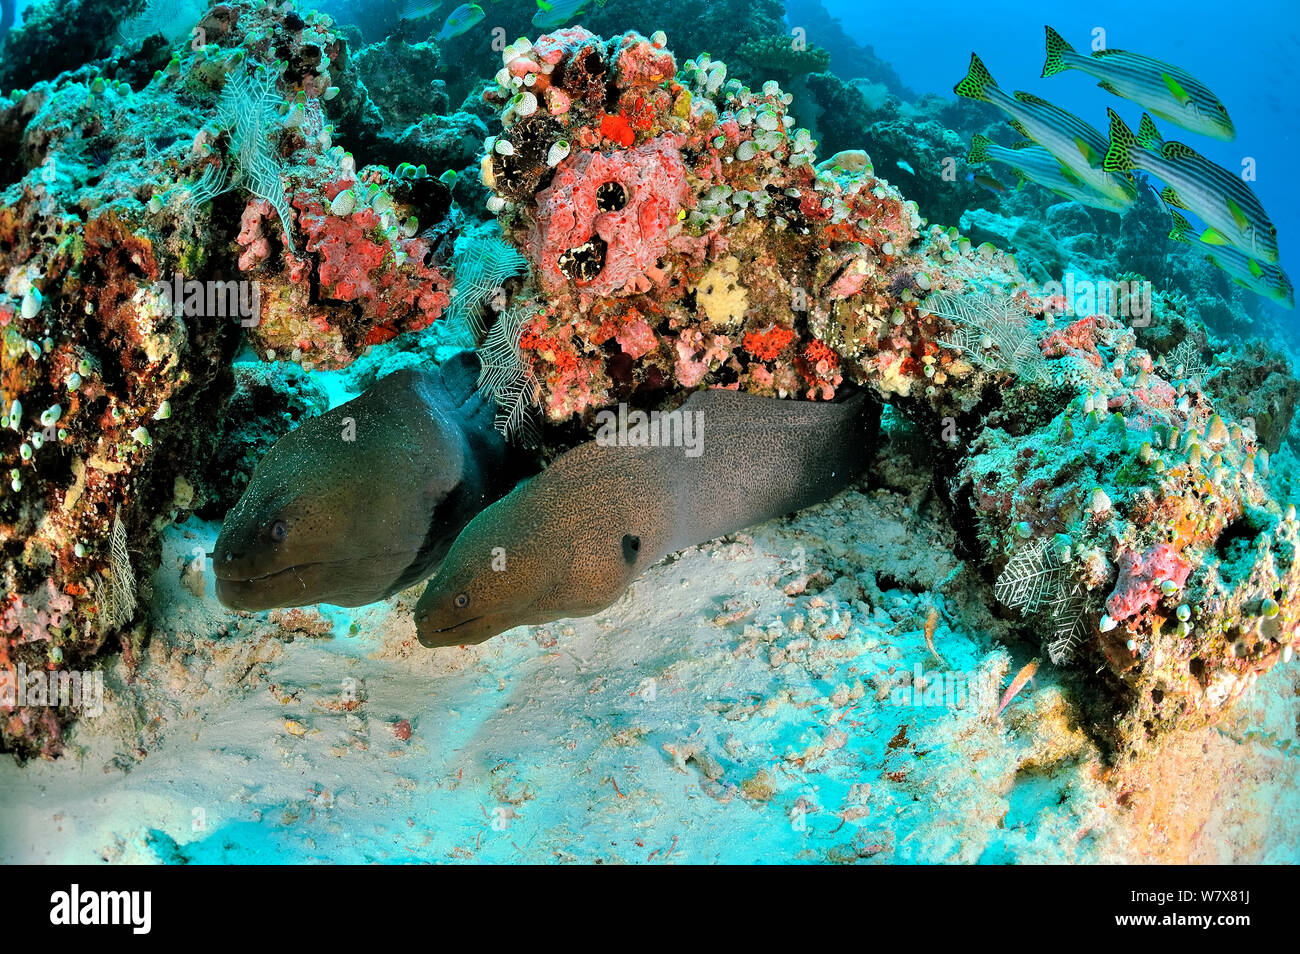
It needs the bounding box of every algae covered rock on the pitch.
[192,362,329,518]
[0,0,457,756]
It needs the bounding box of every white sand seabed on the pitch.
[1,470,1298,863]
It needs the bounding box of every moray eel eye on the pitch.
[269,520,288,542]
[454,592,469,609]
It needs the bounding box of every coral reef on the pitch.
[0,0,147,91]
[350,37,491,182]
[783,0,913,99]
[479,27,921,424]
[472,28,1300,754]
[2,6,1296,766]
[191,362,328,518]
[0,0,458,756]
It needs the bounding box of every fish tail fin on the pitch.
[1160,186,1188,210]
[1103,108,1136,174]
[954,53,996,103]
[968,134,992,163]
[1167,211,1194,242]
[1042,26,1074,77]
[1137,113,1163,150]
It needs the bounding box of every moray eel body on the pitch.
[214,351,523,610]
[415,389,875,647]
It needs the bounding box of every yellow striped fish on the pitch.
[1105,109,1279,263]
[968,134,1131,213]
[1168,211,1293,309]
[954,53,1137,210]
[1042,26,1235,142]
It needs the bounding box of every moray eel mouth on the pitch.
[415,614,481,648]
[214,543,428,610]
[214,562,320,610]
[220,563,315,584]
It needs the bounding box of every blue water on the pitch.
[824,0,1300,317]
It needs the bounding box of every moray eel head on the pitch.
[413,479,644,647]
[214,370,466,610]
[412,526,560,648]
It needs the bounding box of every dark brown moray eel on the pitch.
[415,388,875,647]
[214,351,527,610]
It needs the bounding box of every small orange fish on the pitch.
[997,658,1040,716]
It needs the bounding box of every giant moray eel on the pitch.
[415,388,876,647]
[214,351,526,610]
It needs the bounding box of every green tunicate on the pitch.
[40,404,61,426]
[74,542,85,558]
[1176,604,1191,621]
[19,442,32,459]
[330,189,356,217]
[67,372,82,390]
[1262,598,1280,618]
